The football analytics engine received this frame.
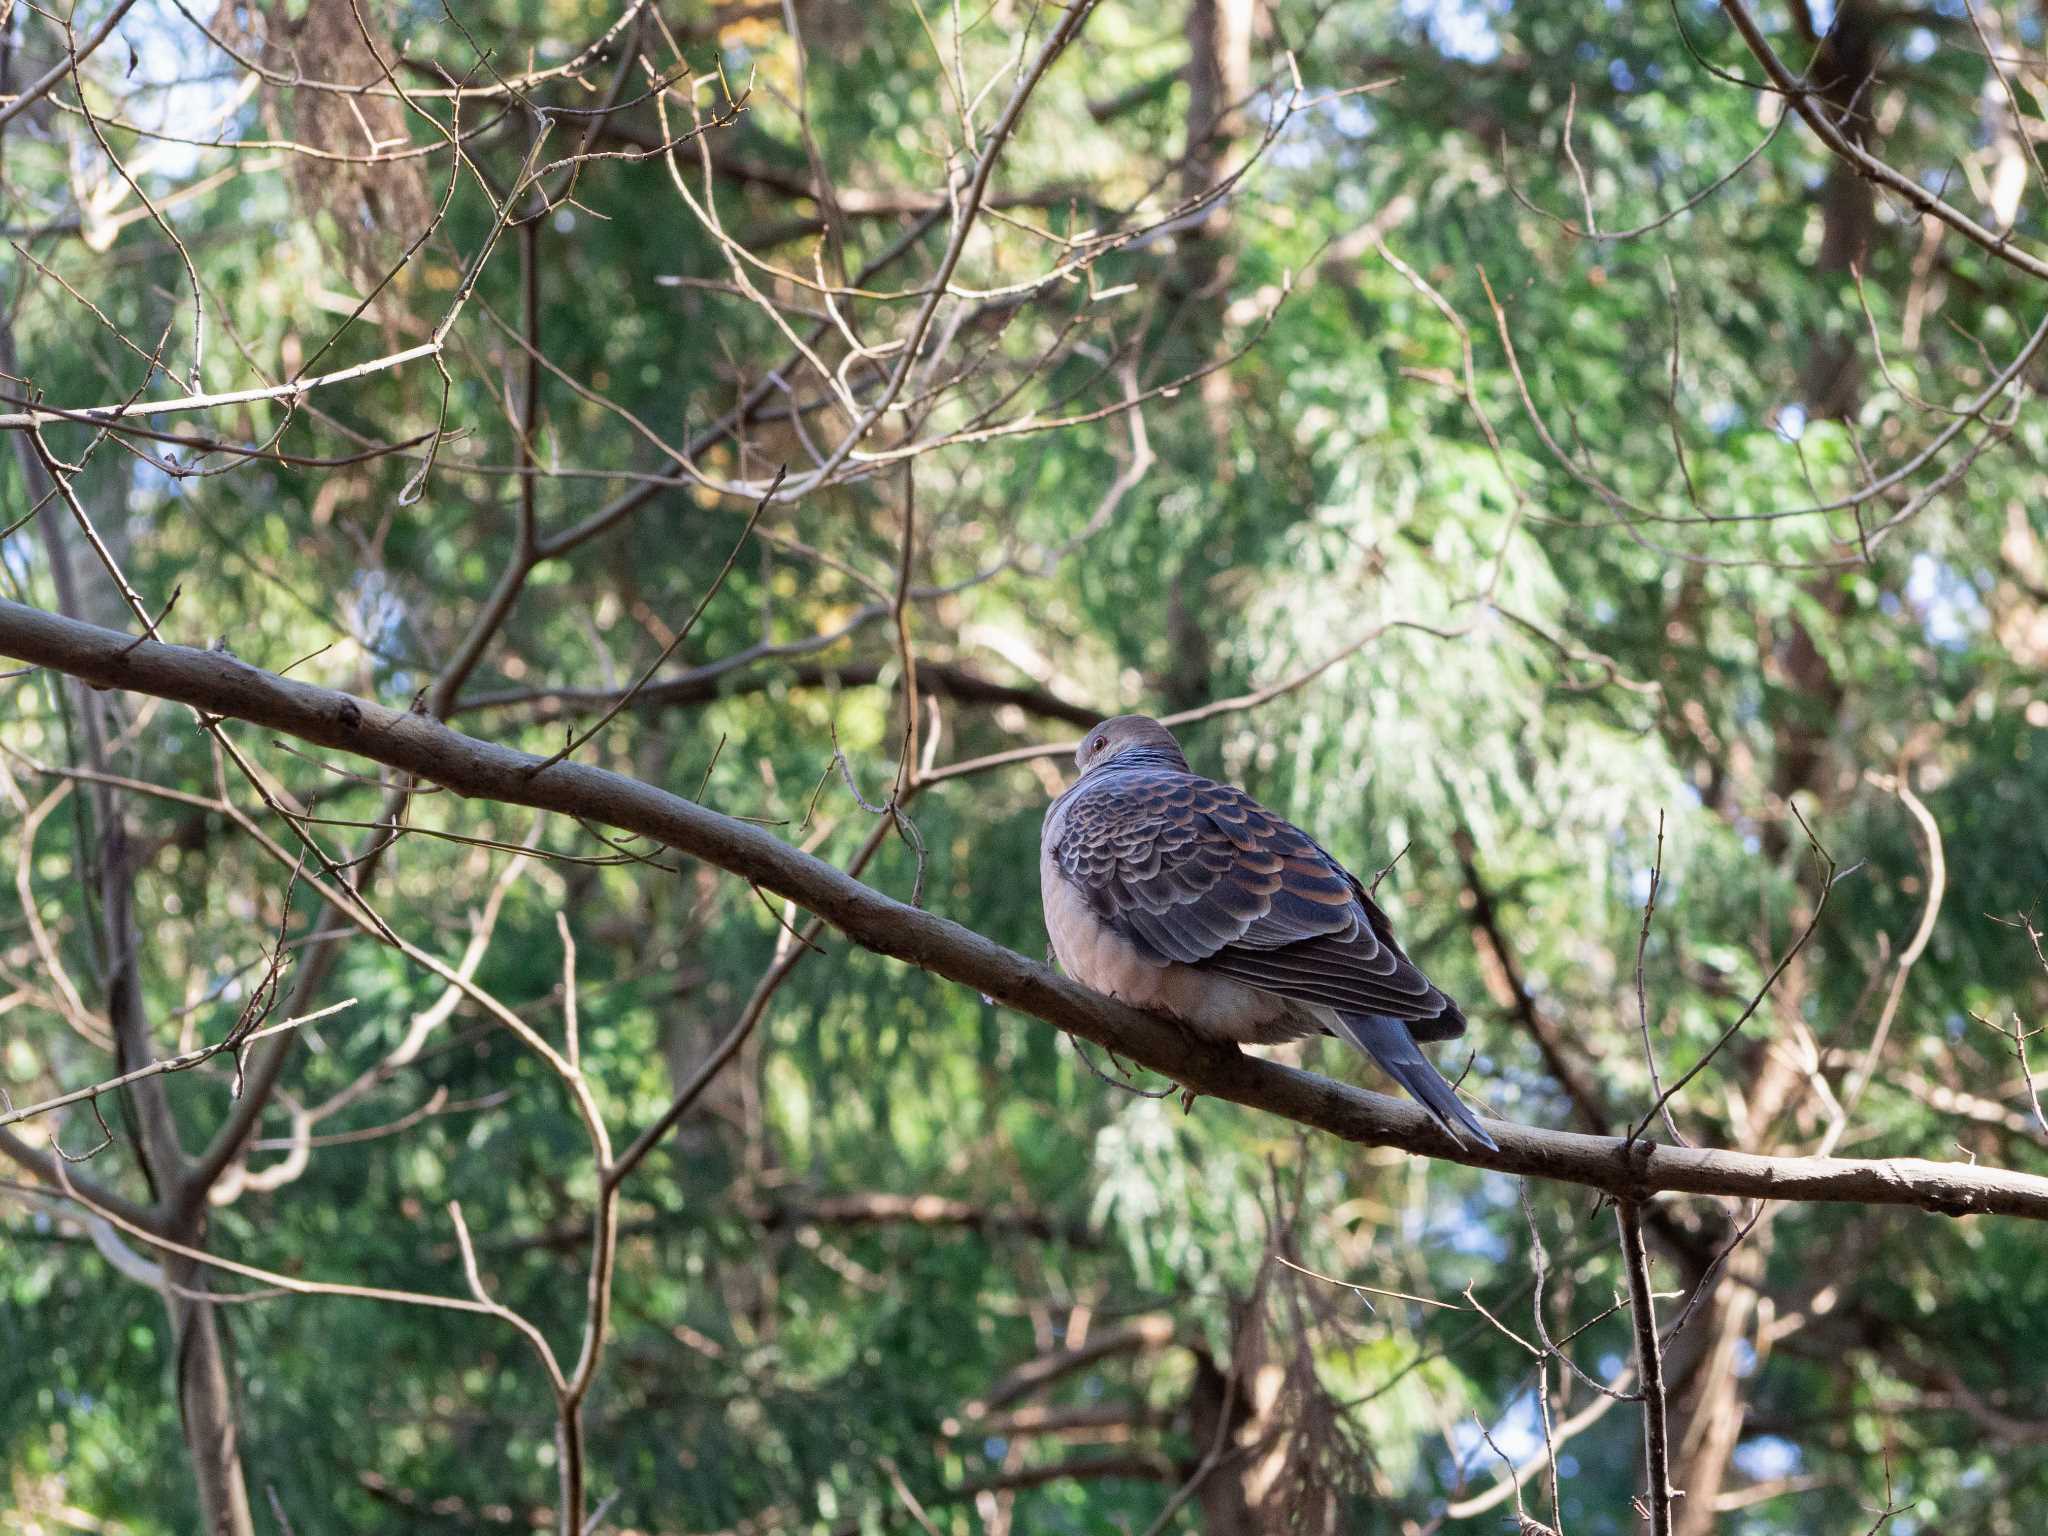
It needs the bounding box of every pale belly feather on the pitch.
[1039,851,1321,1046]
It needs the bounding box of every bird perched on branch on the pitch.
[1040,715,1497,1150]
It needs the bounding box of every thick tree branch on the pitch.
[7,599,2048,1219]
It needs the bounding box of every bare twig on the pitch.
[1631,804,1844,1144]
[1616,1199,1675,1535]
[1817,773,1945,1154]
[0,1000,355,1131]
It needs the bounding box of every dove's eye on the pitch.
[1092,735,1108,753]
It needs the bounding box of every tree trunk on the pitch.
[1159,0,1257,711]
[1183,0,1253,204]
[1796,0,1881,420]
[167,1255,259,1536]
[1188,1347,1263,1536]
[1179,0,1254,425]
[1664,993,1807,1534]
[4,339,258,1536]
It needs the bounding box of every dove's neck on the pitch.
[1092,745,1190,775]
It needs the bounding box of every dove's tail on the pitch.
[1333,1012,1499,1152]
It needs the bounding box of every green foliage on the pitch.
[5,0,2048,1531]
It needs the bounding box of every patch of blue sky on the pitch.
[0,535,34,591]
[1732,1433,1803,1482]
[128,454,180,513]
[1325,94,1376,142]
[1401,0,1504,65]
[1431,1188,1514,1261]
[348,568,411,672]
[1446,1384,1546,1468]
[1247,88,1335,173]
[95,0,252,183]
[1263,129,1326,173]
[1904,551,1988,650]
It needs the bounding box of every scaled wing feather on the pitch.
[1051,770,1466,1037]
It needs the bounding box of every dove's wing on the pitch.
[1049,769,1466,1039]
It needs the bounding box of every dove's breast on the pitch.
[1038,843,1316,1045]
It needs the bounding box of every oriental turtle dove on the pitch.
[1040,715,1497,1150]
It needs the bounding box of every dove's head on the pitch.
[1075,715,1190,777]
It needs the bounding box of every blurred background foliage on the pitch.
[5,0,2048,1531]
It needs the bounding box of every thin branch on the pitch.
[1630,804,1844,1143]
[1717,0,2048,285]
[524,469,775,775]
[0,1001,355,1131]
[1633,811,1682,1143]
[1817,772,1945,1154]
[0,0,147,129]
[1617,1199,1675,1536]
